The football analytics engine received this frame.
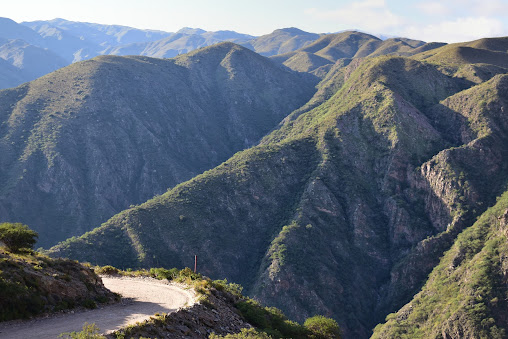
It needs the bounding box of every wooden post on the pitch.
[194,255,197,273]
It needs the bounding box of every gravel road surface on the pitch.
[0,276,194,338]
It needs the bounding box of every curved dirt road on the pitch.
[0,276,195,339]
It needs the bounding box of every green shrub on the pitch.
[59,322,105,338]
[179,267,201,278]
[210,328,273,338]
[0,223,38,252]
[149,267,179,280]
[213,278,244,297]
[94,265,119,275]
[82,299,97,309]
[0,277,45,320]
[304,315,342,339]
[236,298,307,338]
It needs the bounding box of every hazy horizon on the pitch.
[3,0,508,43]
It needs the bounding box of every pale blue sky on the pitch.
[3,0,508,42]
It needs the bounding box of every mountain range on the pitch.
[1,15,508,338]
[0,18,325,90]
[0,17,447,91]
[40,37,508,338]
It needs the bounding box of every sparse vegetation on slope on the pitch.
[0,42,315,247]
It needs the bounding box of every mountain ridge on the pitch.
[0,42,315,247]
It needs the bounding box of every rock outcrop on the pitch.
[0,248,116,321]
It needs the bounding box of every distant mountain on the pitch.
[22,21,100,62]
[104,29,254,59]
[242,27,321,56]
[0,57,25,89]
[271,31,432,74]
[22,18,174,62]
[23,18,172,47]
[0,42,315,247]
[0,17,45,46]
[0,18,258,89]
[49,38,508,338]
[413,41,508,69]
[0,39,68,79]
[0,18,69,88]
[176,27,207,35]
[5,18,446,90]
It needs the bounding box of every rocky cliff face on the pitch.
[377,74,508,319]
[0,43,315,247]
[372,191,508,338]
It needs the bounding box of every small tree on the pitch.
[0,223,38,252]
[304,315,342,339]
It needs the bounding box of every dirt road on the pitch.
[0,276,195,339]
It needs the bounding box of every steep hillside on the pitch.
[373,72,508,322]
[0,43,314,247]
[0,247,115,321]
[49,52,508,339]
[372,189,508,338]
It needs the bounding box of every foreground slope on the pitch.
[0,43,314,247]
[0,247,115,321]
[0,275,193,338]
[51,41,508,337]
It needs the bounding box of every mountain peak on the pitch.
[0,17,18,24]
[274,27,311,35]
[177,27,207,35]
